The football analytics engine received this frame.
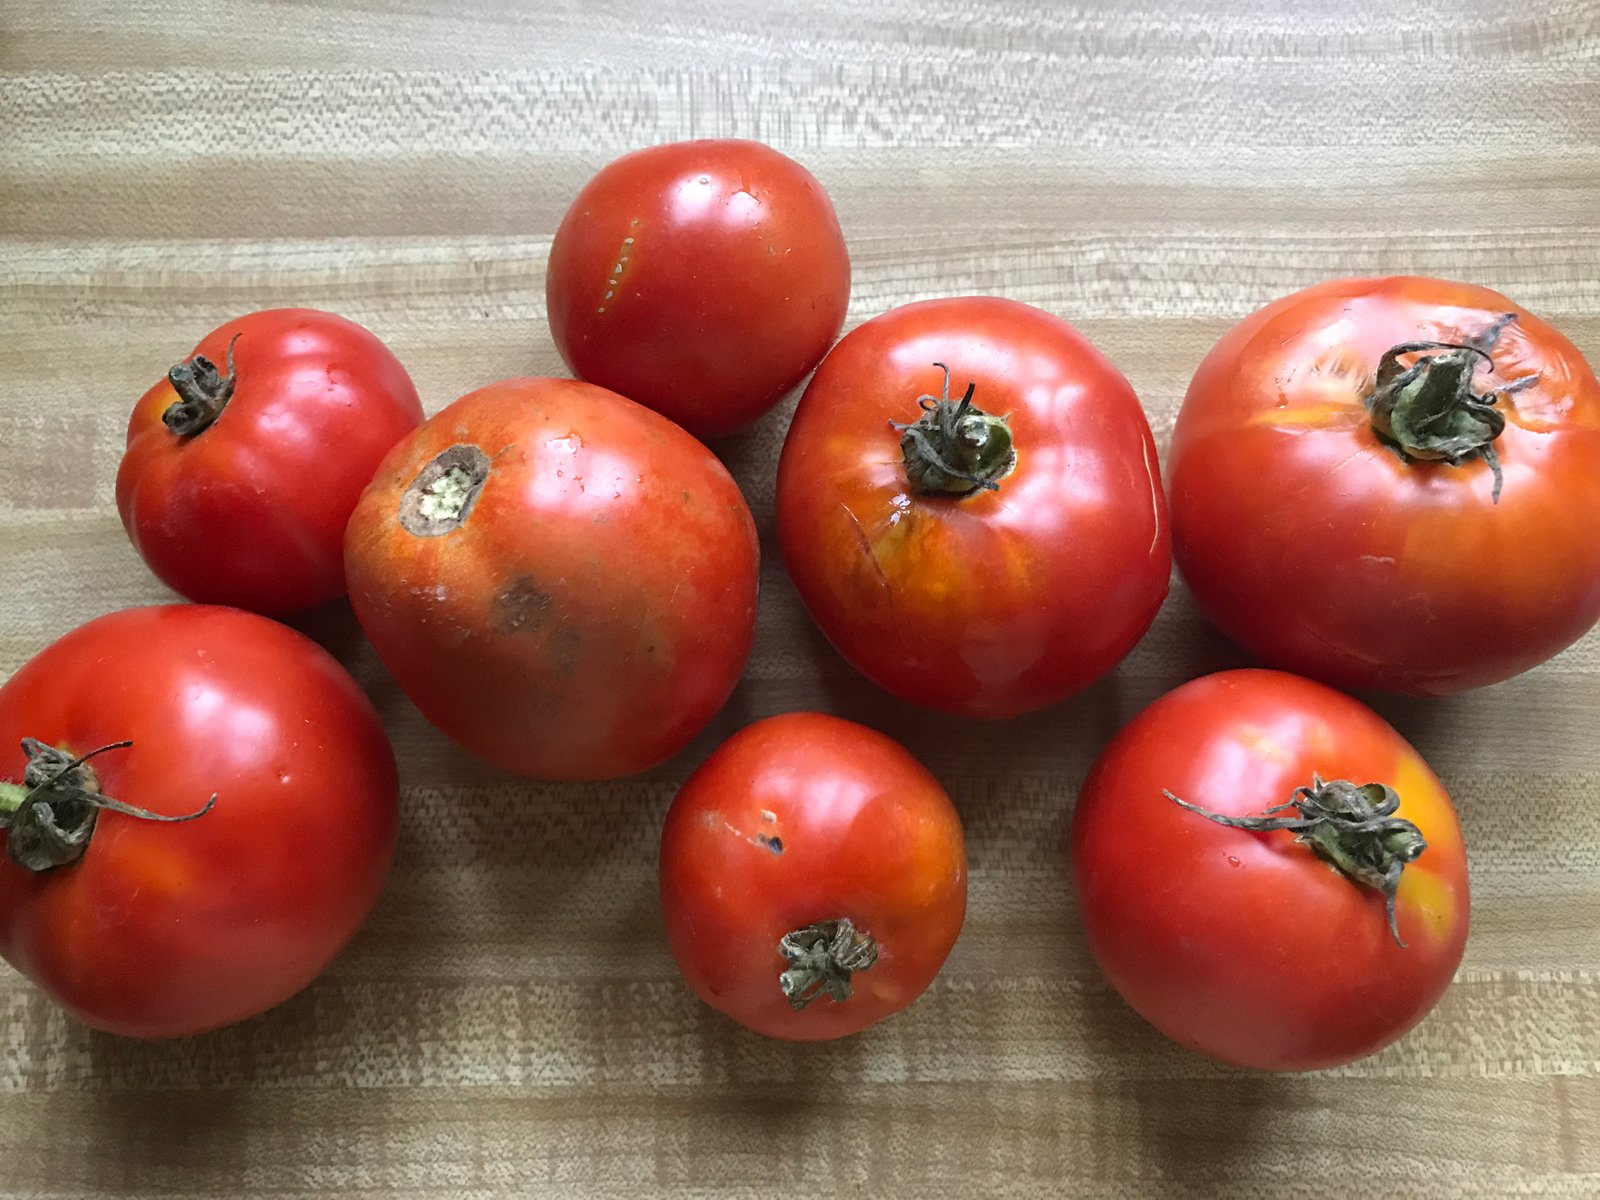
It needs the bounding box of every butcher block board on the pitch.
[2,2,1598,1196]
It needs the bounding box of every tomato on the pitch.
[1168,275,1600,695]
[546,139,851,439]
[659,712,966,1040]
[344,377,759,781]
[0,605,398,1038]
[776,296,1170,718]
[116,308,424,616]
[1071,669,1469,1071]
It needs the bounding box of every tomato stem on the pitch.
[162,334,242,438]
[1365,312,1539,504]
[1165,776,1426,947]
[892,363,1016,495]
[0,739,216,872]
[778,917,879,1010]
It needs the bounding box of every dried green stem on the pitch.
[162,334,242,437]
[1365,312,1539,503]
[778,918,879,1010]
[1166,776,1427,946]
[891,362,1015,495]
[0,739,216,872]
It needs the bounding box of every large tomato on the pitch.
[0,606,398,1038]
[344,377,759,781]
[546,139,851,439]
[1168,275,1600,695]
[116,308,423,616]
[659,712,966,1041]
[1071,669,1469,1071]
[777,296,1170,718]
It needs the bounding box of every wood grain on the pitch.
[3,0,1599,1195]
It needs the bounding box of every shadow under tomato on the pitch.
[1068,964,1293,1186]
[78,1082,254,1192]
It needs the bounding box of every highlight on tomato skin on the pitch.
[0,605,400,1039]
[658,712,967,1041]
[777,295,1171,720]
[1069,668,1469,1072]
[1167,274,1600,696]
[546,138,852,440]
[115,308,424,618]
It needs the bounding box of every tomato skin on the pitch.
[116,309,423,617]
[1071,669,1469,1071]
[0,605,398,1038]
[344,377,759,781]
[777,296,1170,718]
[546,139,851,439]
[660,713,966,1041]
[1168,276,1600,695]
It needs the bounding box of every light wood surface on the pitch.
[4,1,1600,1195]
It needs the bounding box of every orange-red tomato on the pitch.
[344,377,759,781]
[659,713,966,1041]
[116,309,423,616]
[546,139,851,439]
[0,606,398,1038]
[1168,276,1600,694]
[1072,669,1469,1071]
[778,297,1170,718]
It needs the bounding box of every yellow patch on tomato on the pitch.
[1395,863,1459,946]
[1247,401,1361,429]
[1388,751,1462,859]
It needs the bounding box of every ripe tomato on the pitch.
[116,308,423,617]
[546,139,851,439]
[0,605,398,1038]
[777,296,1170,718]
[1168,275,1600,695]
[659,712,966,1040]
[345,377,759,781]
[1071,669,1469,1071]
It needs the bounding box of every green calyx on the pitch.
[1166,776,1427,947]
[0,739,216,872]
[892,362,1016,496]
[1365,312,1540,504]
[777,917,880,1011]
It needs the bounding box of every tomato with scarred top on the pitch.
[1168,275,1600,695]
[116,308,423,616]
[344,376,759,781]
[659,712,966,1040]
[1071,669,1469,1071]
[777,296,1170,718]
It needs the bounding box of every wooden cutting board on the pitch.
[3,2,1597,1195]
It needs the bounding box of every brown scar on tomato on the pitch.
[399,444,490,536]
[840,501,892,599]
[493,576,553,635]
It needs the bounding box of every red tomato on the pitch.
[344,377,759,781]
[0,606,398,1038]
[777,297,1170,718]
[1071,669,1469,1071]
[659,712,966,1040]
[116,309,424,616]
[1168,276,1600,695]
[546,139,851,439]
